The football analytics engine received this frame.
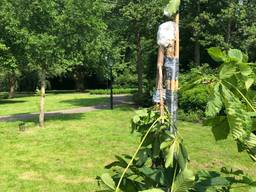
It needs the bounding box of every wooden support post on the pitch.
[157,47,165,119]
[174,13,179,92]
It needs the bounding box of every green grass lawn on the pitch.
[0,92,109,116]
[0,106,254,191]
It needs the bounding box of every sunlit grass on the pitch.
[0,92,108,116]
[0,106,254,191]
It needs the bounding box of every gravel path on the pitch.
[0,95,133,122]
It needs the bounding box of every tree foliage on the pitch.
[187,47,256,161]
[99,106,194,192]
[0,0,27,96]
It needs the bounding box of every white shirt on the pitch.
[157,21,177,48]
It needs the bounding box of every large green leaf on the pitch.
[226,105,251,140]
[226,107,247,139]
[180,143,189,162]
[101,173,116,190]
[208,47,227,62]
[164,0,180,17]
[228,49,243,62]
[165,137,182,168]
[160,140,172,149]
[211,116,230,141]
[239,63,253,76]
[219,63,237,79]
[136,148,150,166]
[177,147,186,171]
[105,155,128,169]
[245,78,254,90]
[194,170,230,191]
[206,83,223,117]
[244,133,256,161]
[171,169,195,192]
[138,167,166,186]
[152,136,161,158]
[165,142,175,168]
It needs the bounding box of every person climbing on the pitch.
[153,14,179,134]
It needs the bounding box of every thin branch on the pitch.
[115,116,162,192]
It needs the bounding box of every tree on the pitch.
[108,0,169,94]
[0,44,20,98]
[58,0,112,91]
[12,0,68,127]
[180,0,256,67]
[0,0,27,98]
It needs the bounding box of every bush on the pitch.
[179,85,209,112]
[177,109,205,123]
[0,92,9,99]
[89,88,137,95]
[178,64,215,119]
[132,80,155,107]
[132,91,153,107]
[132,64,212,118]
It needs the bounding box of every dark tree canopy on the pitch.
[0,0,255,92]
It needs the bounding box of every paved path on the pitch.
[0,95,133,122]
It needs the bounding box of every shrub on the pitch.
[89,88,137,95]
[179,85,209,112]
[178,109,204,123]
[0,92,9,99]
[132,91,153,107]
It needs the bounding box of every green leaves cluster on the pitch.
[164,0,180,17]
[99,107,194,192]
[193,167,256,191]
[205,47,256,161]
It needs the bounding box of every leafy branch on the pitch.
[115,116,162,191]
[98,106,194,192]
[202,47,256,161]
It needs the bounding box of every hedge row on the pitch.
[89,88,137,95]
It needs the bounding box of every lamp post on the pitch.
[105,55,114,110]
[110,61,113,110]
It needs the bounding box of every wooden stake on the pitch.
[175,14,179,59]
[175,13,179,91]
[157,47,165,119]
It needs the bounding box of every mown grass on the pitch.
[0,106,254,191]
[0,92,109,116]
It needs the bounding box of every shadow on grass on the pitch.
[60,95,133,108]
[0,103,111,122]
[60,97,109,107]
[0,110,91,122]
[0,100,26,105]
[113,105,136,112]
[45,113,86,122]
[24,106,135,123]
[0,105,136,123]
[0,95,134,123]
[48,90,89,94]
[22,113,86,123]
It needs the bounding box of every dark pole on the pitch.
[110,65,113,110]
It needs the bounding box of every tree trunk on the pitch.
[8,76,16,99]
[39,73,46,128]
[136,30,143,95]
[194,1,201,65]
[73,68,85,91]
[225,19,231,44]
[194,39,200,65]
